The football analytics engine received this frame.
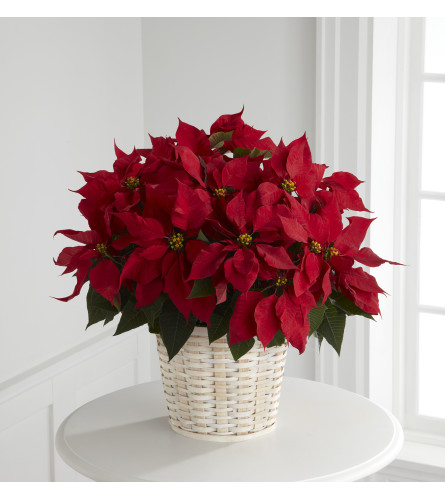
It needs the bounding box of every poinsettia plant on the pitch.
[54,109,400,361]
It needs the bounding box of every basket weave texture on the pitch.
[157,327,288,442]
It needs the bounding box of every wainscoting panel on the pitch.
[0,328,152,482]
[0,405,52,481]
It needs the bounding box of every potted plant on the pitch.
[54,109,399,442]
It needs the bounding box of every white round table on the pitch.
[56,377,403,482]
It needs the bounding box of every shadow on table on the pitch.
[69,416,241,480]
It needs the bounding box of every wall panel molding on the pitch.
[0,328,153,481]
[315,17,373,395]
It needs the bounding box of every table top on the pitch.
[56,377,403,482]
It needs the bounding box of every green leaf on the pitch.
[267,330,286,347]
[86,285,118,329]
[249,147,272,159]
[114,300,148,336]
[148,317,161,334]
[196,230,210,244]
[313,331,324,351]
[148,318,161,335]
[329,290,375,320]
[159,299,197,360]
[233,147,251,158]
[209,130,234,149]
[187,278,216,299]
[308,303,327,336]
[140,293,167,326]
[288,241,303,255]
[207,291,240,343]
[207,312,228,343]
[229,336,255,361]
[317,303,346,355]
[207,304,231,343]
[198,156,208,185]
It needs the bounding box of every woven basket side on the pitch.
[157,327,287,442]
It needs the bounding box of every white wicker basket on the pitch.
[157,326,288,442]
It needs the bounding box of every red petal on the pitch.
[163,254,193,321]
[293,250,320,297]
[323,171,363,190]
[230,124,267,150]
[286,134,312,178]
[89,260,121,304]
[336,188,370,212]
[171,181,212,232]
[229,291,262,344]
[254,205,288,233]
[114,189,141,212]
[269,139,288,178]
[54,229,100,246]
[115,213,165,242]
[210,107,244,135]
[347,247,402,267]
[226,191,247,231]
[276,292,308,354]
[222,157,247,189]
[176,145,205,187]
[214,280,228,305]
[191,295,216,325]
[135,277,163,309]
[161,251,178,278]
[54,261,90,302]
[340,267,386,294]
[322,174,370,212]
[304,251,322,283]
[139,244,168,261]
[320,196,343,243]
[275,293,297,337]
[320,260,332,304]
[54,246,94,272]
[254,294,280,348]
[176,119,212,156]
[292,269,311,298]
[184,239,208,263]
[256,182,283,206]
[256,136,277,152]
[279,216,308,243]
[188,243,229,279]
[110,234,135,251]
[114,140,126,159]
[224,249,259,292]
[335,217,375,252]
[256,244,296,270]
[339,279,381,315]
[329,255,354,272]
[121,249,162,284]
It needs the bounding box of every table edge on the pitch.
[55,378,405,482]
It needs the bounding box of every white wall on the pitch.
[0,19,145,383]
[0,17,317,384]
[141,17,317,379]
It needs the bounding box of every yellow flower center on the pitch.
[168,232,184,251]
[310,241,322,254]
[214,187,227,198]
[124,176,140,190]
[281,179,297,194]
[237,233,253,248]
[276,276,288,287]
[96,243,107,254]
[324,246,339,260]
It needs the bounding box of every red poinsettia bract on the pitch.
[54,108,401,360]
